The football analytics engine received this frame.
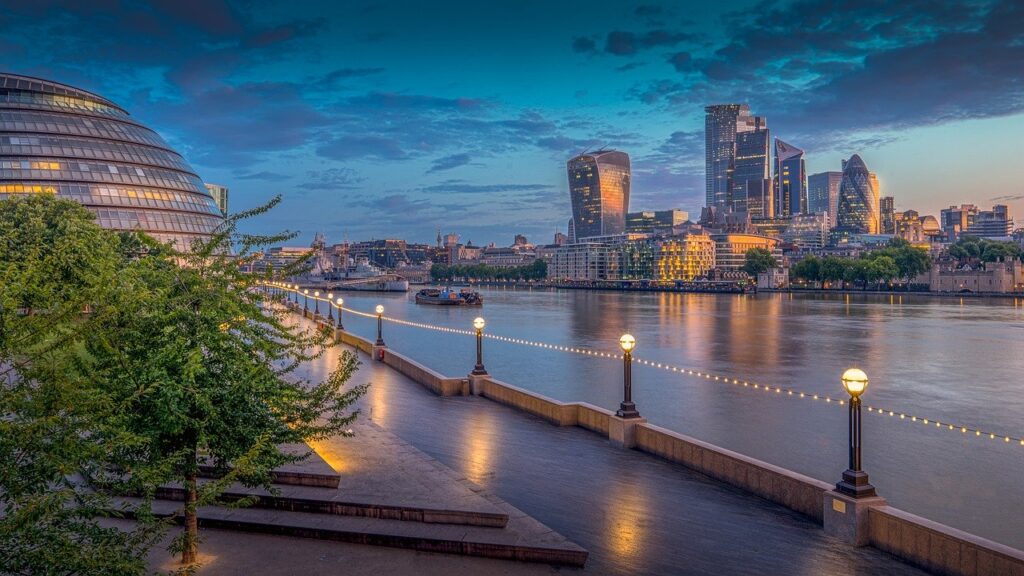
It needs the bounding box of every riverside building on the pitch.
[567,150,631,240]
[0,73,223,247]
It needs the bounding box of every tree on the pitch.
[0,196,162,575]
[741,247,777,277]
[820,257,848,287]
[87,197,367,566]
[790,256,822,283]
[867,255,899,287]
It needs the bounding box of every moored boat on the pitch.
[415,287,483,306]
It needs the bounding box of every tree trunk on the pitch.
[182,472,198,564]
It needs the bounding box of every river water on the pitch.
[318,287,1024,549]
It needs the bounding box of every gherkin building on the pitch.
[0,73,223,248]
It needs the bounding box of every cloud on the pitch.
[991,194,1024,202]
[301,168,365,190]
[572,37,597,53]
[317,135,408,161]
[427,153,473,173]
[604,29,695,56]
[234,170,292,182]
[420,180,554,195]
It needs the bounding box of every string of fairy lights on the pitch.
[260,282,1024,448]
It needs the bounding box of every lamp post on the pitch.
[375,304,385,346]
[314,291,320,316]
[327,293,334,322]
[303,289,309,313]
[836,368,876,498]
[336,297,344,329]
[616,334,640,419]
[471,317,487,375]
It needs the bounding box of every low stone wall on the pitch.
[476,378,576,426]
[634,423,832,523]
[380,350,468,397]
[574,403,613,435]
[335,329,374,355]
[869,506,1024,576]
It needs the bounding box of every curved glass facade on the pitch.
[0,73,222,247]
[568,150,630,240]
[834,154,879,238]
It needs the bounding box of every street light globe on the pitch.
[841,368,869,397]
[314,291,320,297]
[328,293,334,300]
[303,289,309,295]
[376,304,384,314]
[336,297,344,306]
[473,317,485,330]
[619,334,636,352]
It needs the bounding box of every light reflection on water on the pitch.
[316,287,1024,549]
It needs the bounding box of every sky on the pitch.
[2,0,1023,246]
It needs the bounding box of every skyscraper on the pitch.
[0,73,222,248]
[731,117,772,217]
[879,196,895,234]
[204,183,229,215]
[807,171,842,228]
[833,154,880,241]
[704,104,755,210]
[774,139,806,217]
[567,150,631,240]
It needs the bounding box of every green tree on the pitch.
[867,255,899,287]
[87,197,368,566]
[741,247,777,277]
[819,257,848,287]
[790,256,822,283]
[0,196,162,575]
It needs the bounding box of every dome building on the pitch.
[832,154,879,244]
[0,73,223,248]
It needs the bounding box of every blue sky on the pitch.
[2,0,1022,245]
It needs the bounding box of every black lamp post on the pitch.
[375,304,385,346]
[314,291,321,316]
[836,368,876,498]
[471,317,487,375]
[327,292,334,322]
[616,334,640,419]
[336,297,344,329]
[303,289,309,313]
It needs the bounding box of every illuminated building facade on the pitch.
[940,204,978,241]
[774,139,806,217]
[204,182,229,215]
[653,234,716,281]
[783,212,829,249]
[705,104,759,210]
[833,154,879,243]
[626,209,688,234]
[547,242,621,281]
[567,150,631,240]
[808,171,842,228]
[731,118,771,216]
[710,233,781,270]
[0,73,223,247]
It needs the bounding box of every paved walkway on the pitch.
[292,322,929,576]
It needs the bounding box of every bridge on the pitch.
[299,274,409,292]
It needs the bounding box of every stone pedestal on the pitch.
[467,373,489,395]
[608,415,646,449]
[823,490,886,546]
[372,344,386,362]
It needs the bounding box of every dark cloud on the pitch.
[605,29,695,56]
[420,180,553,195]
[317,135,408,161]
[991,194,1024,202]
[301,168,365,190]
[427,153,473,173]
[234,170,292,182]
[572,37,597,53]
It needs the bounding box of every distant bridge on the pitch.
[299,274,409,291]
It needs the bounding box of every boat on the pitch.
[415,287,483,306]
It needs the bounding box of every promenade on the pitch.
[291,315,928,575]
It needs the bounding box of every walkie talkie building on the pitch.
[0,73,223,248]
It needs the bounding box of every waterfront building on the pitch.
[782,213,829,249]
[204,182,229,215]
[0,73,223,247]
[626,209,689,234]
[480,246,536,268]
[621,239,655,280]
[832,154,880,243]
[547,242,621,281]
[880,196,895,234]
[940,204,978,241]
[653,233,716,281]
[757,267,789,289]
[774,139,806,217]
[710,233,781,270]
[807,171,842,228]
[705,104,759,210]
[731,118,771,216]
[567,150,631,240]
[967,205,1014,238]
[700,205,753,234]
[927,259,1023,293]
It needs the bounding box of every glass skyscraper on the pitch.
[774,139,806,217]
[0,73,223,248]
[567,150,631,240]
[731,117,771,218]
[834,154,880,240]
[704,104,756,210]
[807,171,842,228]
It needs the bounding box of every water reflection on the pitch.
[604,473,649,563]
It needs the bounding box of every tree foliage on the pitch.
[948,235,1022,263]
[789,239,931,289]
[430,259,547,281]
[740,247,777,277]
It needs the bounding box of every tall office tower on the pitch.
[967,205,1014,238]
[774,139,806,217]
[567,150,631,240]
[879,196,895,234]
[204,183,229,215]
[940,204,979,241]
[732,117,771,216]
[705,104,756,210]
[807,171,842,228]
[0,73,223,248]
[834,154,880,240]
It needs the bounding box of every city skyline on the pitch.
[2,0,1022,244]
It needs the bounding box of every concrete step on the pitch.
[154,483,509,528]
[198,444,341,489]
[130,498,587,566]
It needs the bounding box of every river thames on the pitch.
[319,287,1024,549]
